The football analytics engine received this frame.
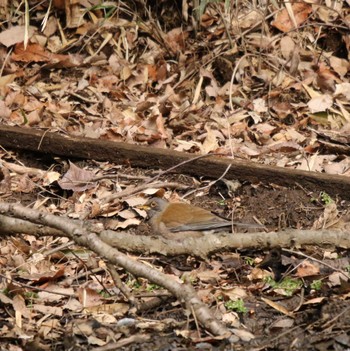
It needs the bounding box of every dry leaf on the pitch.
[0,26,35,47]
[334,83,350,100]
[307,94,333,113]
[296,261,320,277]
[271,3,312,32]
[280,35,295,60]
[58,161,96,191]
[261,297,294,317]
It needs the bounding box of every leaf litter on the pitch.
[0,0,350,350]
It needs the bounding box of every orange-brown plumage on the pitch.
[144,197,262,235]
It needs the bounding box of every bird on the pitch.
[143,197,263,237]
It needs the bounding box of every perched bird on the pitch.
[143,197,262,237]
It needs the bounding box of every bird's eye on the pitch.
[150,201,157,208]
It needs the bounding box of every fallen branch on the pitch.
[99,228,350,256]
[0,201,231,337]
[1,214,349,257]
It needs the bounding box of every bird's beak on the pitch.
[136,204,150,211]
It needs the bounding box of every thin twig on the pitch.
[107,263,136,305]
[102,181,191,203]
[182,164,232,199]
[283,248,349,280]
[0,273,75,297]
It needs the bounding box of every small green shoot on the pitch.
[98,290,111,298]
[146,284,161,292]
[311,191,334,205]
[24,291,38,307]
[225,299,247,314]
[181,274,197,285]
[311,280,322,291]
[320,191,333,205]
[126,274,142,289]
[245,257,255,266]
[265,276,302,296]
[86,3,117,19]
[24,291,38,299]
[217,199,226,206]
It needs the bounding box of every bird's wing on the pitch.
[161,203,229,232]
[160,203,263,232]
[172,221,263,232]
[171,221,230,232]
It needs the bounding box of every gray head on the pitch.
[145,197,169,218]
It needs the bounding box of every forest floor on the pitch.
[0,1,350,350]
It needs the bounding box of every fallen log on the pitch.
[1,125,350,199]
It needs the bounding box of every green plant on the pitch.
[225,299,247,313]
[196,0,228,21]
[24,291,38,307]
[320,191,333,205]
[86,3,117,19]
[98,290,111,298]
[245,257,255,266]
[217,199,226,206]
[265,276,302,296]
[126,274,141,289]
[146,284,161,292]
[24,291,38,299]
[311,280,322,291]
